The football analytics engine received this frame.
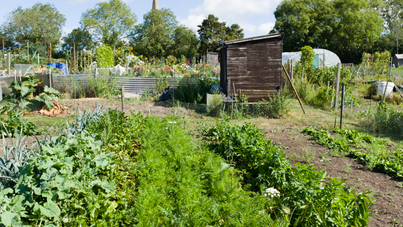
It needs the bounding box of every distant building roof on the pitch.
[218,33,283,48]
[395,54,403,59]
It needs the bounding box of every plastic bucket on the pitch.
[47,63,57,68]
[375,81,395,96]
[57,63,67,75]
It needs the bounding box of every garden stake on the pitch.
[340,83,345,129]
[282,65,306,114]
[334,117,337,129]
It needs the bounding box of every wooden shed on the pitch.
[218,33,284,102]
[394,54,403,68]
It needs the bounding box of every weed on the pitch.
[397,182,403,188]
[345,164,351,173]
[319,152,331,164]
[302,145,316,163]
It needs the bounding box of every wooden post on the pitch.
[73,41,76,72]
[44,41,47,63]
[290,60,293,82]
[340,83,345,129]
[49,68,52,88]
[334,63,341,109]
[49,43,52,63]
[121,86,125,112]
[2,40,4,69]
[27,41,29,63]
[282,65,306,114]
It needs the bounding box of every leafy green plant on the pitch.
[301,144,316,163]
[200,119,374,226]
[96,44,114,68]
[303,127,403,178]
[345,164,351,173]
[87,74,118,98]
[0,128,35,188]
[207,93,222,117]
[0,108,37,136]
[176,76,217,104]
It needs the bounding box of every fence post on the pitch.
[49,68,52,88]
[334,63,341,109]
[290,61,293,82]
[121,86,125,113]
[27,41,29,63]
[340,83,345,129]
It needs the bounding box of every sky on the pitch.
[0,0,282,38]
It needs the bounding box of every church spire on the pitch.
[152,0,159,10]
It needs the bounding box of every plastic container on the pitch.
[57,63,67,75]
[375,81,395,96]
[47,63,57,68]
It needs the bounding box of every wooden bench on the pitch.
[238,89,278,103]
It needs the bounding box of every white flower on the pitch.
[62,218,69,223]
[168,121,176,124]
[264,188,280,198]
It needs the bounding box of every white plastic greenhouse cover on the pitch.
[282,48,341,68]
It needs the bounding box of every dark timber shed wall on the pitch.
[219,34,284,102]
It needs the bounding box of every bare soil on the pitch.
[63,98,195,117]
[263,124,403,227]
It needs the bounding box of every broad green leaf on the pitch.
[0,212,20,227]
[40,200,61,218]
[91,180,116,193]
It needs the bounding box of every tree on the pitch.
[381,0,403,54]
[197,14,244,55]
[0,3,66,42]
[62,28,94,53]
[81,0,137,47]
[171,26,199,58]
[131,9,178,58]
[273,0,383,63]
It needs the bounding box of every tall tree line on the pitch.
[272,0,403,63]
[0,0,244,59]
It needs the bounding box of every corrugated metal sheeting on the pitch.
[52,75,180,94]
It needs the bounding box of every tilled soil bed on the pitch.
[263,124,403,227]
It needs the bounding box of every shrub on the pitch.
[175,76,217,104]
[96,45,114,68]
[206,93,222,117]
[358,102,403,137]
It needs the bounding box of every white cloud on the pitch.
[258,22,275,34]
[179,0,281,37]
[63,26,76,36]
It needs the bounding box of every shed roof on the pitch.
[217,33,283,48]
[395,54,403,59]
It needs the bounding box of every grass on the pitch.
[23,114,75,133]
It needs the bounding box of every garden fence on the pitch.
[52,74,180,95]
